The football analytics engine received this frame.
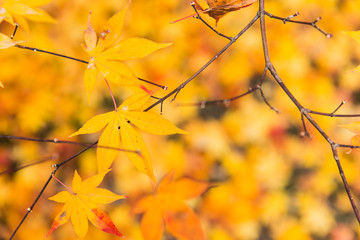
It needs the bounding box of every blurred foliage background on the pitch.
[1,0,360,239]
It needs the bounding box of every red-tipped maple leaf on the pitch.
[46,170,126,238]
[132,172,209,240]
[81,1,171,103]
[194,0,257,24]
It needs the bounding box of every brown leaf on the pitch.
[194,0,257,24]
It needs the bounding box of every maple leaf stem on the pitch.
[14,44,89,64]
[52,174,74,194]
[170,8,210,24]
[104,78,118,111]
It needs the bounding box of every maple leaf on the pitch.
[0,0,56,31]
[0,33,25,87]
[0,32,25,50]
[194,0,257,24]
[46,170,126,238]
[132,172,209,240]
[344,30,360,72]
[81,2,171,103]
[70,91,188,182]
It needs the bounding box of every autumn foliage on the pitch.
[1,0,360,240]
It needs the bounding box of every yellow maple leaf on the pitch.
[46,170,126,238]
[0,0,56,31]
[70,91,188,181]
[82,2,171,103]
[0,32,25,49]
[132,171,209,240]
[0,33,25,87]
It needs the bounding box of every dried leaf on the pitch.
[194,0,257,24]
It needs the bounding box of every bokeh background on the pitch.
[1,0,360,239]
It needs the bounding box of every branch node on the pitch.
[223,99,231,108]
[314,16,322,24]
[330,100,346,116]
[283,12,299,24]
[26,208,32,213]
[300,108,312,138]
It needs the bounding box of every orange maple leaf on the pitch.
[46,170,126,238]
[81,1,171,103]
[194,0,257,24]
[132,172,209,240]
[70,91,188,181]
[0,0,56,31]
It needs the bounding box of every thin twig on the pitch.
[0,154,58,175]
[177,67,279,113]
[14,45,89,64]
[138,77,168,90]
[190,2,232,40]
[144,13,260,112]
[8,141,97,239]
[10,23,19,39]
[0,135,137,154]
[264,11,332,38]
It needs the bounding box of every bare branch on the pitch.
[259,0,360,224]
[264,11,332,38]
[144,13,260,112]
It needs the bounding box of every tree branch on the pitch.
[259,0,360,224]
